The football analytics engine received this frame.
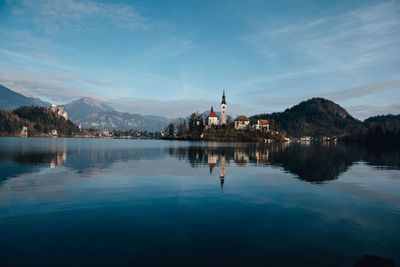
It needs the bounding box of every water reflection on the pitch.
[168,142,400,183]
[0,138,399,266]
[12,150,67,168]
[0,138,399,185]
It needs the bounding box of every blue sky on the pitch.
[0,0,399,118]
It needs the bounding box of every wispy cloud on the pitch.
[139,37,193,65]
[326,79,400,101]
[0,66,102,102]
[346,104,400,119]
[6,0,148,33]
[242,1,400,83]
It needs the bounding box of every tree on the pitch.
[177,119,188,136]
[167,123,175,137]
[188,113,197,132]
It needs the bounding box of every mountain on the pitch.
[65,97,116,119]
[65,97,169,131]
[0,84,49,110]
[251,98,365,137]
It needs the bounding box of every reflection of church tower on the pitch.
[219,154,226,188]
[220,90,227,126]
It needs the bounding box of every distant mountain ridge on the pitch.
[65,97,116,119]
[251,98,366,137]
[65,97,169,131]
[0,84,50,111]
[0,85,170,131]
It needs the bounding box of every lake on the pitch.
[0,137,399,266]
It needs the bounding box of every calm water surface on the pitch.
[0,137,399,266]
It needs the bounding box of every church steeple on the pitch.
[220,90,227,125]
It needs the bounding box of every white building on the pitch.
[207,107,219,126]
[51,129,58,136]
[234,115,250,130]
[251,119,270,132]
[20,126,28,136]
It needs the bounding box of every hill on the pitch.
[0,109,33,136]
[251,98,365,137]
[365,114,400,129]
[0,106,79,136]
[0,84,50,111]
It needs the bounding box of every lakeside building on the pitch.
[234,115,250,130]
[51,129,58,136]
[207,107,219,126]
[20,126,28,136]
[251,119,270,132]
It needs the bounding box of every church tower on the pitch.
[220,90,227,125]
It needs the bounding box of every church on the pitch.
[207,91,227,126]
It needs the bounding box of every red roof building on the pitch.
[207,106,219,126]
[208,110,218,118]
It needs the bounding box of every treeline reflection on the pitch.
[0,141,399,184]
[167,142,400,183]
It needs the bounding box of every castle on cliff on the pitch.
[50,104,68,120]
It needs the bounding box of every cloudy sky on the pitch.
[0,0,399,118]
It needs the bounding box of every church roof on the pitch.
[208,110,218,118]
[234,115,249,121]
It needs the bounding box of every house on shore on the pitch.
[234,115,250,130]
[251,119,270,132]
[207,106,219,126]
[20,126,28,136]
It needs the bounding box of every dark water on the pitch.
[0,137,399,266]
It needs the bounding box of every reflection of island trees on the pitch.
[168,143,400,183]
[363,145,400,170]
[1,140,399,185]
[267,144,360,182]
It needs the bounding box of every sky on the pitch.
[0,0,399,119]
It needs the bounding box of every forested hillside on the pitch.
[251,98,365,137]
[0,106,79,136]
